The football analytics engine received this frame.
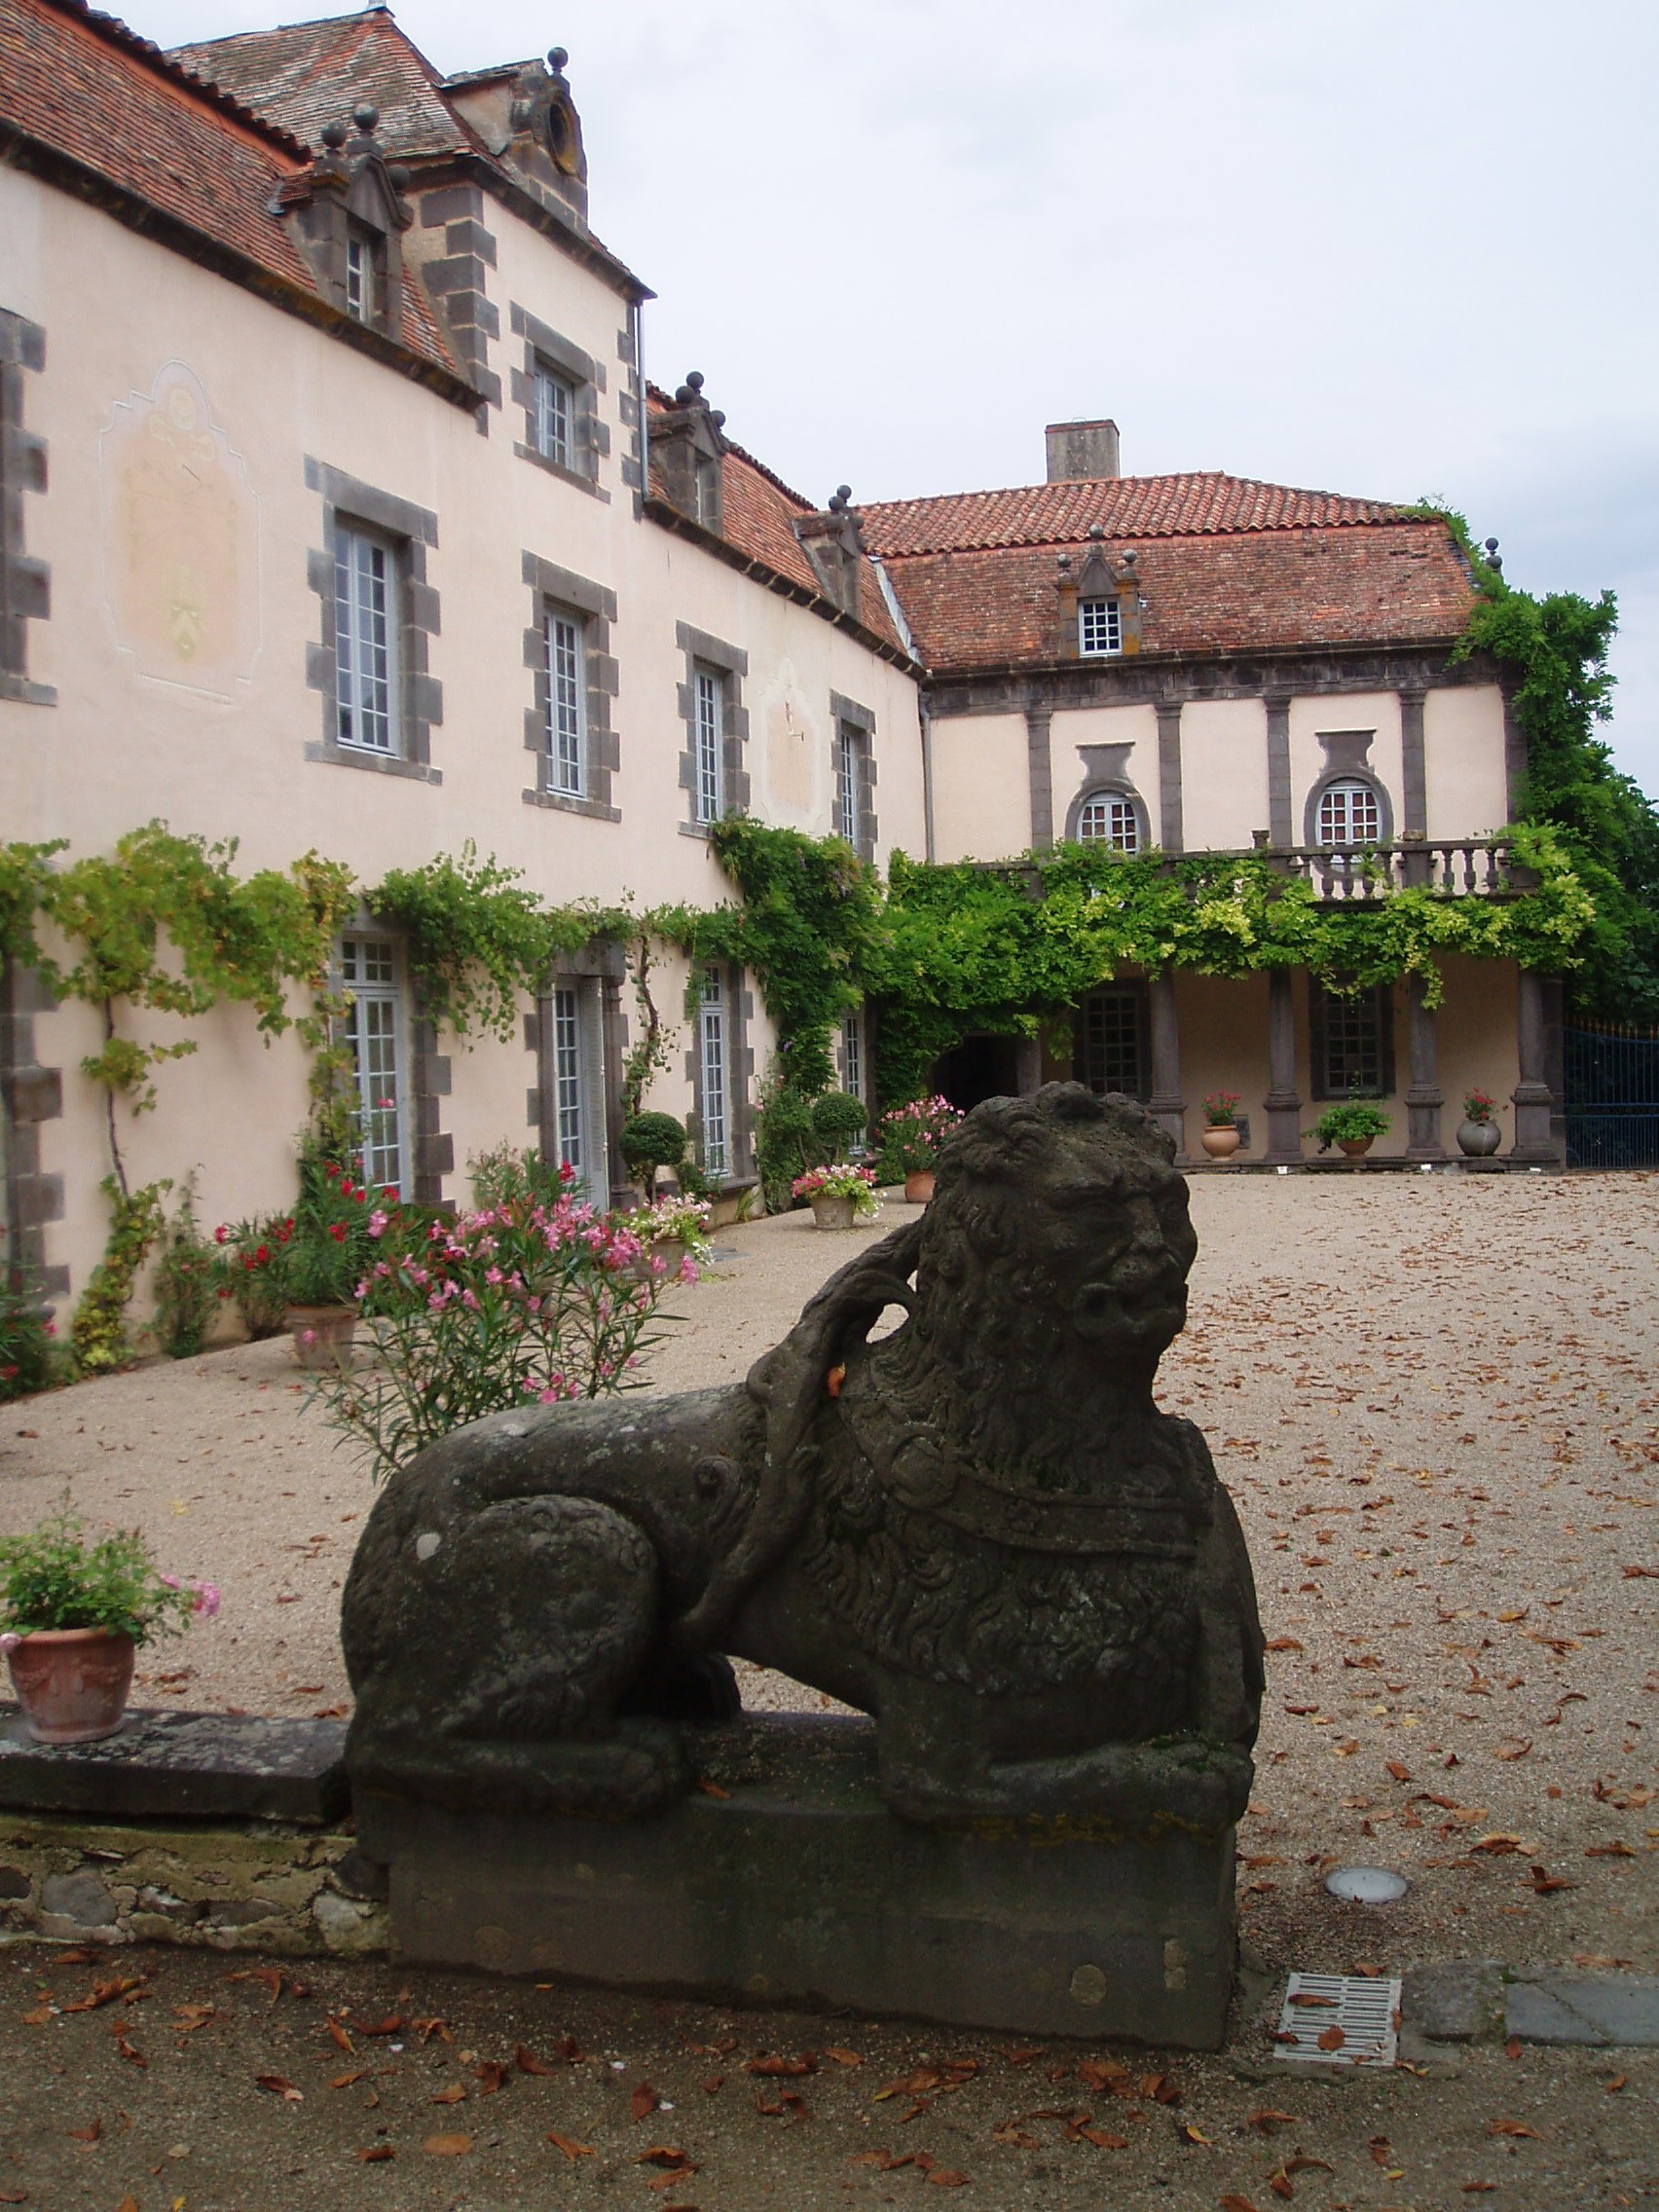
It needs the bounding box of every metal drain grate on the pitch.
[1275,1972,1402,2066]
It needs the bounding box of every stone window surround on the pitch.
[303,459,443,783]
[525,940,630,1207]
[1309,978,1397,1102]
[1,956,67,1301]
[830,690,879,861]
[1302,730,1394,848]
[335,924,453,1208]
[520,551,621,821]
[1061,743,1152,851]
[682,959,756,1186]
[676,623,751,835]
[508,303,609,500]
[0,309,52,708]
[417,185,503,413]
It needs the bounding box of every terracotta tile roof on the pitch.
[645,390,903,651]
[172,7,480,163]
[1,0,460,381]
[881,520,1477,672]
[859,471,1412,559]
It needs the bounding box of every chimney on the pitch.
[1045,419,1121,483]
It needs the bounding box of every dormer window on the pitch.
[694,455,721,530]
[1079,596,1123,657]
[534,363,575,469]
[345,226,379,323]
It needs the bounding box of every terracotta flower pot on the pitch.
[1199,1126,1241,1161]
[810,1194,858,1231]
[1456,1120,1501,1157]
[903,1170,936,1204]
[285,1304,357,1373]
[1338,1136,1375,1160]
[5,1626,136,1744]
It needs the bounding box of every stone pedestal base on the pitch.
[355,1716,1238,2049]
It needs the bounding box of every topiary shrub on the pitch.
[756,1083,818,1214]
[810,1089,868,1154]
[621,1111,688,1194]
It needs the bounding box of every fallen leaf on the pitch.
[1248,2109,1298,2130]
[357,2144,394,2162]
[1622,1565,1659,1578]
[330,2069,368,2089]
[63,1977,145,2015]
[1221,2196,1265,2212]
[1179,2121,1212,2144]
[632,2083,662,2122]
[825,2046,863,2067]
[1461,2186,1497,2195]
[1285,2157,1335,2176]
[702,2076,723,2094]
[1493,1741,1532,1761]
[694,1777,730,1797]
[255,2075,303,2102]
[327,2018,355,2054]
[1504,2036,1523,2060]
[1488,2119,1541,2138]
[359,2015,405,2037]
[515,2043,561,2076]
[747,2053,815,2076]
[927,2170,969,2188]
[19,2009,53,2028]
[1587,1840,1638,1859]
[1077,2124,1127,2149]
[1316,2025,1346,2051]
[429,2084,467,2105]
[640,2147,692,2168]
[412,2015,452,2045]
[1287,1992,1339,2008]
[1385,1760,1413,1782]
[474,2058,508,2093]
[1265,1638,1304,1652]
[547,2131,595,2160]
[423,2132,472,2156]
[1606,2075,1627,2094]
[67,2120,100,2145]
[1268,2172,1294,2202]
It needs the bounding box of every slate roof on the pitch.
[860,474,1476,672]
[1,0,459,380]
[646,391,905,653]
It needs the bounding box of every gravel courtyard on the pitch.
[3,1169,1657,1984]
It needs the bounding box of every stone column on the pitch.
[1266,694,1293,849]
[1404,973,1445,1161]
[1399,686,1428,838]
[1014,1036,1043,1096]
[1510,968,1561,1163]
[1156,701,1184,854]
[1025,708,1054,850]
[1146,972,1188,1161]
[1262,970,1303,1164]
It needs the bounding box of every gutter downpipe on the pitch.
[920,696,936,864]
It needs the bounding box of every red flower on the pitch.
[328,1222,348,1242]
[254,1244,270,1265]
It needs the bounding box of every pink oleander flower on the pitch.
[367,1210,388,1237]
[0,1632,20,1653]
[191,1580,221,1619]
[679,1259,700,1285]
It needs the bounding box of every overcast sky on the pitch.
[128,0,1659,795]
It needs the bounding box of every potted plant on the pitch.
[620,1111,690,1200]
[1310,1098,1391,1160]
[630,1192,715,1279]
[792,1162,880,1231]
[876,1095,965,1203]
[218,1139,381,1372]
[1200,1091,1243,1161]
[0,1512,218,1743]
[1457,1087,1502,1157]
[810,1088,870,1161]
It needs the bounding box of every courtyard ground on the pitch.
[1,1169,1656,2206]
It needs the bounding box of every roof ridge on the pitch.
[54,0,314,163]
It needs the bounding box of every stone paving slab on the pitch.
[1504,1970,1659,2047]
[1401,1959,1504,2041]
[0,1705,347,1825]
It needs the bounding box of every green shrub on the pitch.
[0,1288,55,1402]
[1310,1098,1391,1151]
[756,1082,818,1213]
[153,1173,216,1360]
[620,1111,688,1188]
[810,1089,868,1153]
[0,1512,213,1641]
[467,1142,570,1212]
[71,1178,166,1376]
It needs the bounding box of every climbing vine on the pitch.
[368,843,627,1043]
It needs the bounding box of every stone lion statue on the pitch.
[342,1084,1264,1828]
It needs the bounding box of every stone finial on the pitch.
[1121,549,1137,571]
[351,102,380,135]
[1056,553,1072,573]
[320,119,348,151]
[674,370,707,406]
[1087,522,1105,541]
[1484,536,1503,572]
[548,45,570,76]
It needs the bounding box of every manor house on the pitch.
[0,0,1555,1310]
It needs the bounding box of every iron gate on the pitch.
[1565,1023,1659,1167]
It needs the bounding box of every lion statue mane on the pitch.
[342,1084,1264,1829]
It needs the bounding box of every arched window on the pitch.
[1317,777,1382,847]
[1077,791,1142,854]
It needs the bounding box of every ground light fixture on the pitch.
[1324,1864,1410,1902]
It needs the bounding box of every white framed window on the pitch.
[1317,777,1382,847]
[543,608,585,796]
[842,1011,864,1103]
[837,722,862,847]
[533,363,575,470]
[1079,596,1123,657]
[694,663,724,824]
[694,454,720,528]
[345,226,380,326]
[340,936,407,1195]
[1077,791,1141,853]
[698,967,728,1179]
[333,522,398,753]
[551,985,585,1178]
